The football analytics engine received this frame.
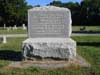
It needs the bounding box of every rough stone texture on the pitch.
[28,6,72,38]
[8,54,90,69]
[22,6,76,60]
[22,38,76,59]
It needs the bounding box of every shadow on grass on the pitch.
[77,42,100,47]
[0,42,99,61]
[0,50,22,61]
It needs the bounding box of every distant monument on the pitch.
[4,24,6,29]
[3,36,7,44]
[22,24,27,30]
[13,25,17,30]
[22,6,76,60]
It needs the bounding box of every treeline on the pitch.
[0,0,32,27]
[48,0,100,26]
[0,0,100,26]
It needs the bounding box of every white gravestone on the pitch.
[22,24,27,30]
[13,25,17,30]
[22,6,76,60]
[3,36,7,44]
[7,26,11,31]
[4,24,6,29]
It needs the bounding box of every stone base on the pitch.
[8,54,90,69]
[22,38,76,60]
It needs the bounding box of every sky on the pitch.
[26,0,81,6]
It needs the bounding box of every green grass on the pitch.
[0,37,26,69]
[0,36,100,75]
[72,36,100,42]
[72,26,100,31]
[0,37,26,51]
[0,27,27,34]
[0,26,100,34]
[77,46,100,75]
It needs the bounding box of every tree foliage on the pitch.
[48,0,100,25]
[0,0,100,26]
[0,0,32,27]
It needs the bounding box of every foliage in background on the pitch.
[0,0,100,26]
[48,0,100,25]
[0,0,32,27]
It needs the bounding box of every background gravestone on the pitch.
[22,6,76,60]
[22,24,27,30]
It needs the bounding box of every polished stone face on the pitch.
[28,7,72,38]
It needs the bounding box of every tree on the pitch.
[0,0,32,27]
[48,1,81,25]
[48,0,100,25]
[80,0,100,25]
[48,1,62,7]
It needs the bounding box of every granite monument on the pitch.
[22,6,76,60]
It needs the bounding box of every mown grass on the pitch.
[0,26,100,34]
[0,27,27,34]
[0,37,26,68]
[0,37,26,51]
[72,26,100,31]
[0,36,100,75]
[72,36,100,42]
[0,67,96,75]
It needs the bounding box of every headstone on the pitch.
[22,24,27,30]
[4,24,6,29]
[3,36,7,44]
[22,6,76,60]
[28,6,72,38]
[7,26,11,31]
[13,25,17,30]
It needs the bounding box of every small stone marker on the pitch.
[13,25,17,30]
[3,36,7,44]
[7,26,11,31]
[22,24,27,30]
[4,24,6,29]
[22,6,76,61]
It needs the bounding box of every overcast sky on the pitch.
[26,0,81,6]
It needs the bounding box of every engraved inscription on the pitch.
[30,12,66,33]
[28,11,70,37]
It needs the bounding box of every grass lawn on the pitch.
[0,36,100,75]
[0,26,100,34]
[0,27,27,34]
[72,26,100,31]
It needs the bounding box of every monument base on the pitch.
[8,54,90,69]
[22,38,76,60]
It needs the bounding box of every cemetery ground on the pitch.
[72,26,100,32]
[0,26,100,34]
[0,27,27,34]
[0,36,100,75]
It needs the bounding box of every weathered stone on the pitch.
[23,38,76,59]
[3,36,7,44]
[22,6,76,60]
[13,25,17,30]
[22,24,27,30]
[28,6,72,38]
[4,24,6,29]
